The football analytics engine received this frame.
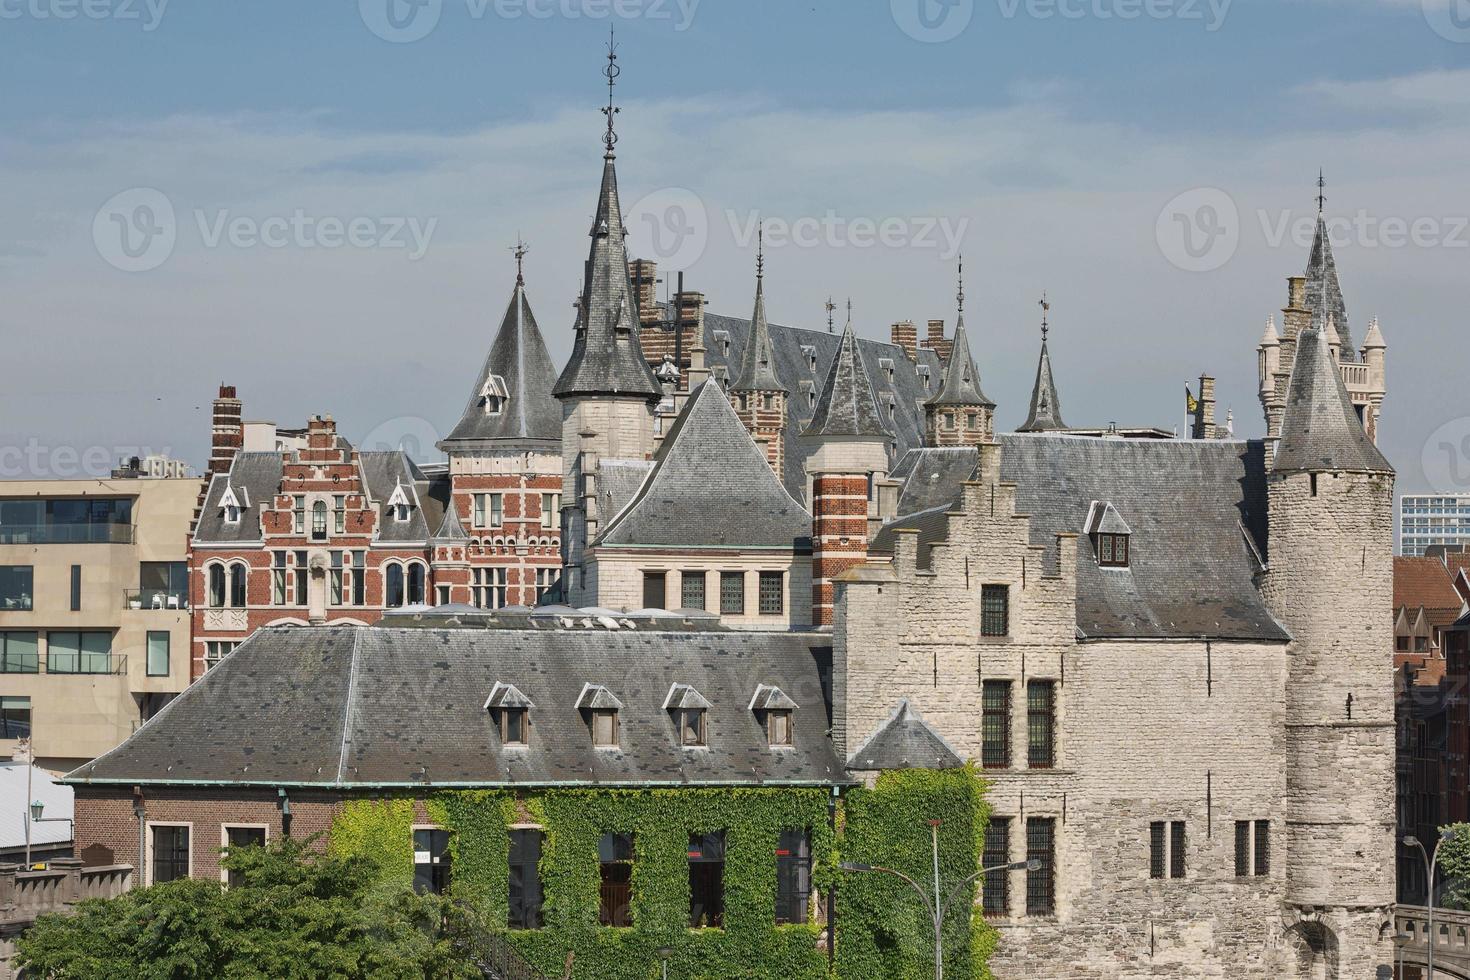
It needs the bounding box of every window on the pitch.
[720,572,745,615]
[1097,533,1129,568]
[541,493,559,530]
[152,825,190,884]
[500,707,528,746]
[406,563,426,605]
[508,830,544,929]
[413,828,452,895]
[330,552,344,605]
[982,681,1011,769]
[473,494,487,528]
[209,563,226,607]
[1396,635,1409,652]
[1027,680,1055,769]
[293,552,307,606]
[47,631,112,674]
[767,710,793,747]
[69,564,81,611]
[1254,820,1269,876]
[204,641,238,669]
[224,503,241,523]
[311,501,328,541]
[387,564,404,607]
[0,633,39,674]
[775,830,811,925]
[967,412,978,430]
[481,374,509,415]
[598,833,634,927]
[1150,821,1186,879]
[642,571,666,610]
[436,585,450,606]
[1236,820,1270,877]
[758,571,784,616]
[334,495,346,534]
[1025,818,1054,916]
[271,552,287,605]
[983,818,1010,917]
[0,696,30,738]
[292,496,305,534]
[1233,820,1249,878]
[1150,821,1167,879]
[1170,821,1186,879]
[944,411,955,430]
[679,708,707,747]
[351,552,366,606]
[473,568,507,609]
[0,566,33,611]
[688,831,726,928]
[1416,636,1429,653]
[223,826,265,888]
[140,561,188,608]
[592,709,619,748]
[0,497,131,544]
[533,568,555,605]
[681,571,706,610]
[231,562,248,608]
[491,494,504,527]
[981,584,1009,637]
[146,631,170,677]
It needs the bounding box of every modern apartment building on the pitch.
[1401,494,1470,556]
[0,472,200,770]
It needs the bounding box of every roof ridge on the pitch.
[336,627,364,785]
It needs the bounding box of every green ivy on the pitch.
[328,798,416,890]
[836,765,995,980]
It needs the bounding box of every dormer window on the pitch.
[480,374,509,416]
[1084,501,1132,569]
[486,682,534,746]
[801,345,817,372]
[918,365,931,389]
[224,504,241,524]
[664,683,711,748]
[750,685,798,748]
[879,358,895,384]
[577,683,624,749]
[387,484,412,523]
[219,483,246,524]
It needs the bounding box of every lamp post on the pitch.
[840,819,1040,980]
[30,799,74,865]
[1405,829,1455,979]
[655,946,673,980]
[1394,929,1412,979]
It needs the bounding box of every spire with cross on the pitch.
[511,236,529,286]
[601,27,620,159]
[1039,291,1051,342]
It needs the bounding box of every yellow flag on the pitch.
[1186,385,1199,413]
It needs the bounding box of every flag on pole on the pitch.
[1185,385,1199,414]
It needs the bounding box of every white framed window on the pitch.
[481,375,509,415]
[541,494,559,530]
[146,821,193,885]
[220,824,268,886]
[204,640,239,670]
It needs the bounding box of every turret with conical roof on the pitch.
[729,232,789,474]
[1018,295,1066,433]
[925,261,994,446]
[1272,322,1390,475]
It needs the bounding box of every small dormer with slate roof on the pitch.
[577,683,624,748]
[486,681,534,746]
[750,684,798,748]
[1084,500,1132,568]
[664,683,712,747]
[218,481,247,525]
[924,263,994,446]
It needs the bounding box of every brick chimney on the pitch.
[890,321,918,360]
[628,258,660,325]
[207,385,243,480]
[922,319,952,363]
[1192,374,1217,439]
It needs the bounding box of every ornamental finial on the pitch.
[601,27,621,159]
[1317,168,1326,214]
[956,255,965,314]
[511,236,529,286]
[1039,291,1051,342]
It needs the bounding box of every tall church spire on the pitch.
[924,258,994,445]
[731,225,786,394]
[803,312,889,440]
[552,35,660,403]
[1305,174,1351,356]
[1018,293,1066,433]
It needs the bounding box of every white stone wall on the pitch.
[589,549,812,629]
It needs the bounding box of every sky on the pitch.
[1,0,1468,499]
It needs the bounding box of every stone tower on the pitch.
[801,316,890,627]
[729,233,788,475]
[1262,320,1395,977]
[551,46,662,601]
[924,263,994,445]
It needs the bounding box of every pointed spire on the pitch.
[1363,315,1386,350]
[926,258,993,409]
[731,224,787,394]
[552,40,660,403]
[1272,320,1390,474]
[1018,293,1066,432]
[433,501,469,541]
[440,249,562,452]
[1305,189,1352,355]
[1259,314,1280,349]
[802,316,889,440]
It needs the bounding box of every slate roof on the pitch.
[728,263,786,394]
[597,381,812,551]
[925,314,992,408]
[873,434,1289,642]
[359,452,447,544]
[847,700,964,771]
[1272,324,1391,475]
[1305,213,1353,356]
[66,625,847,789]
[439,278,562,452]
[1018,334,1066,432]
[194,453,284,544]
[801,322,891,441]
[433,501,469,541]
[552,156,661,401]
[890,447,978,515]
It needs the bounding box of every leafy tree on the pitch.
[16,837,482,979]
[1435,823,1470,910]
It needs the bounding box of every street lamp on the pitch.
[655,946,673,980]
[1405,829,1455,979]
[840,819,1040,980]
[29,799,74,866]
[1395,929,1412,980]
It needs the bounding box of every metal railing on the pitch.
[123,589,189,610]
[451,904,551,980]
[0,524,135,545]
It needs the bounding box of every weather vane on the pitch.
[1317,169,1326,214]
[602,27,620,159]
[825,296,836,333]
[1039,291,1051,342]
[756,222,764,280]
[511,236,529,285]
[846,298,853,328]
[956,255,965,313]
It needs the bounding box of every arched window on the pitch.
[208,564,226,608]
[387,563,405,608]
[312,500,328,541]
[229,563,248,608]
[407,563,426,605]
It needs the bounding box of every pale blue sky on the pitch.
[1,0,1467,494]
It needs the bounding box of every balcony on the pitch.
[123,589,189,611]
[0,653,128,676]
[0,524,134,545]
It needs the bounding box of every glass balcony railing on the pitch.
[123,589,189,610]
[0,524,134,545]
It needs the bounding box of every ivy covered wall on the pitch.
[327,773,991,980]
